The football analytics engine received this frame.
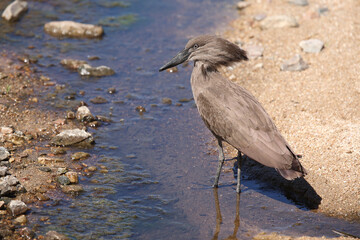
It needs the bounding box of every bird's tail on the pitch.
[276,157,307,180]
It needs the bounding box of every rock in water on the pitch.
[45,231,70,240]
[76,106,94,122]
[280,54,309,71]
[260,15,299,29]
[299,39,324,53]
[51,129,94,146]
[60,59,88,70]
[78,64,115,77]
[8,200,28,216]
[44,21,104,38]
[0,147,10,161]
[1,0,28,22]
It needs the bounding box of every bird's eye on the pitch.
[193,44,199,49]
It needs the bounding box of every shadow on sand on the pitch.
[232,155,322,210]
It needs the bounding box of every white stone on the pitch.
[44,21,104,38]
[280,54,308,72]
[8,200,28,216]
[261,15,299,30]
[299,39,324,53]
[1,0,28,22]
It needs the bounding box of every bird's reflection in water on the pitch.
[212,188,240,240]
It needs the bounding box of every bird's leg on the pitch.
[236,151,243,194]
[213,139,225,188]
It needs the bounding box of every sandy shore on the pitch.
[219,0,359,221]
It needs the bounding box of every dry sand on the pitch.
[218,0,359,220]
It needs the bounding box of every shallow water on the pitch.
[1,0,359,239]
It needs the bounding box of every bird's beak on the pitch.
[159,48,190,72]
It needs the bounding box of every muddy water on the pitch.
[1,0,360,239]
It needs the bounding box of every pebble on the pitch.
[0,166,8,176]
[44,21,104,38]
[60,59,88,70]
[45,230,70,240]
[76,106,94,122]
[87,166,97,172]
[57,168,67,175]
[8,200,28,216]
[39,166,51,172]
[96,115,112,122]
[135,106,146,113]
[51,147,67,155]
[18,227,36,239]
[254,13,267,21]
[178,98,193,103]
[36,193,50,201]
[66,111,76,119]
[90,96,108,104]
[57,175,71,185]
[243,44,264,59]
[71,152,90,161]
[14,214,27,224]
[0,201,4,209]
[162,98,172,105]
[107,87,116,94]
[260,15,299,30]
[61,185,84,194]
[65,172,78,184]
[236,1,251,10]
[38,156,64,165]
[0,147,10,161]
[166,67,178,73]
[126,154,136,159]
[51,129,94,146]
[0,127,13,134]
[299,39,324,53]
[78,64,115,77]
[1,0,28,22]
[2,175,19,186]
[280,54,309,71]
[253,63,264,70]
[88,56,100,61]
[288,0,308,6]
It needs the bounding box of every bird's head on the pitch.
[159,35,248,72]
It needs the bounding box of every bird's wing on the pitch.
[195,74,297,170]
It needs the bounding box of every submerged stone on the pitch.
[45,230,70,240]
[78,64,115,77]
[44,21,104,38]
[57,175,71,185]
[71,152,90,161]
[60,59,88,70]
[98,14,137,27]
[61,185,84,194]
[90,96,108,104]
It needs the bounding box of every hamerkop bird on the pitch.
[159,35,306,193]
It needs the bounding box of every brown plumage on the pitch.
[159,35,307,193]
